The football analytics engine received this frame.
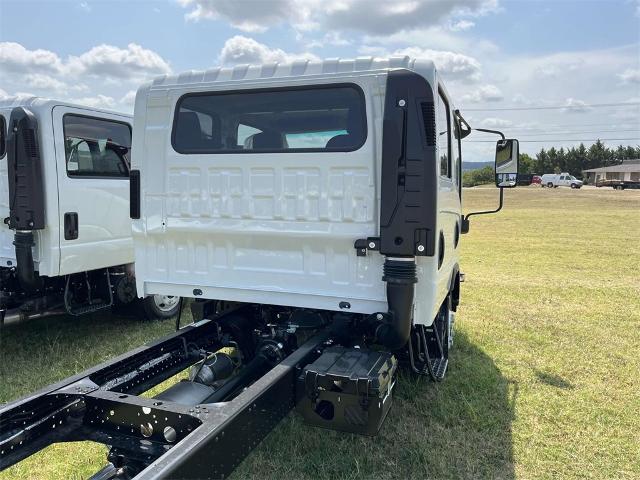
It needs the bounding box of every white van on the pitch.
[540,172,583,189]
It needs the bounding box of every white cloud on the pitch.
[0,88,9,99]
[461,84,503,102]
[68,43,171,79]
[0,42,63,74]
[120,90,137,106]
[392,46,482,82]
[480,117,512,128]
[72,94,116,109]
[449,19,475,31]
[179,0,497,35]
[25,74,68,92]
[618,68,640,84]
[179,0,302,32]
[219,35,319,65]
[562,98,592,114]
[79,1,91,12]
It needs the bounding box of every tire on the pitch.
[547,182,554,188]
[616,185,624,191]
[141,295,181,320]
[570,183,577,189]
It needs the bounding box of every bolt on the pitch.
[368,242,376,249]
[376,313,384,321]
[398,99,406,107]
[417,245,425,252]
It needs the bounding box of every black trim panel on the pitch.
[6,107,45,230]
[379,69,438,257]
[130,169,141,219]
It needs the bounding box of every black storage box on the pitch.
[297,347,397,435]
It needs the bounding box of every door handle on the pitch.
[64,212,78,240]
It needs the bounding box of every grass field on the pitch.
[1,187,639,479]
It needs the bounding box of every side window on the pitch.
[63,115,131,178]
[0,115,5,158]
[172,85,367,154]
[437,90,451,178]
[452,110,461,190]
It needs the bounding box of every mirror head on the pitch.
[495,139,519,188]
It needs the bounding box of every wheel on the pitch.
[571,183,577,189]
[615,185,624,191]
[141,294,181,319]
[547,182,554,188]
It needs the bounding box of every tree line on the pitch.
[463,141,640,187]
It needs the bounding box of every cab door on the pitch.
[52,106,133,275]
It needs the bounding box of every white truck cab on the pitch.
[132,58,460,329]
[0,97,179,324]
[131,56,518,377]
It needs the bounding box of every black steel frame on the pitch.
[0,311,329,479]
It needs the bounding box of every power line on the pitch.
[463,101,640,112]
[500,122,640,130]
[473,129,640,137]
[467,138,640,143]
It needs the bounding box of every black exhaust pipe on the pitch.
[13,231,42,293]
[376,257,417,350]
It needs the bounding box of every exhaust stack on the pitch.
[376,257,417,350]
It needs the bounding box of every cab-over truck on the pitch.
[0,97,180,325]
[0,57,519,479]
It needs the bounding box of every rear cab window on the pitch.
[171,85,367,154]
[63,115,131,178]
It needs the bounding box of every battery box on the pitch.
[297,347,397,435]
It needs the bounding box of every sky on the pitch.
[0,0,639,162]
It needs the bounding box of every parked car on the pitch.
[540,173,583,189]
[532,175,542,185]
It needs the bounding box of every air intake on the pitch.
[420,102,436,146]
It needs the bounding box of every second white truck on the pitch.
[0,97,180,325]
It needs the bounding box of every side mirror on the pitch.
[495,139,519,188]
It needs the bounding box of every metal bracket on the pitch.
[354,237,380,257]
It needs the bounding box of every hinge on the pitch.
[354,237,380,257]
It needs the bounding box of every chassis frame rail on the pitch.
[0,311,329,479]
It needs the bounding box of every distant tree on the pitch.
[518,153,537,174]
[536,148,549,173]
[587,140,608,169]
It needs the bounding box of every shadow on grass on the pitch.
[533,370,573,390]
[234,331,516,480]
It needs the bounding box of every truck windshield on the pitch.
[172,85,367,154]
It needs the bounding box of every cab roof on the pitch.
[148,56,438,90]
[0,96,131,119]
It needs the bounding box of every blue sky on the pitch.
[1,0,639,162]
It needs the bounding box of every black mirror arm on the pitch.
[473,128,505,140]
[461,187,504,234]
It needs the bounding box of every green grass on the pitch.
[1,186,639,479]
